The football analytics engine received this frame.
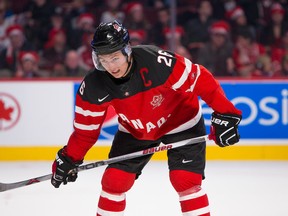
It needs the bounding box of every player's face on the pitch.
[98,51,129,78]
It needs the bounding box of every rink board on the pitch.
[0,144,288,161]
[0,79,287,161]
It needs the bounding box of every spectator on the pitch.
[129,29,145,46]
[232,29,266,77]
[259,3,288,50]
[52,50,86,77]
[226,6,256,43]
[0,24,35,76]
[270,30,288,76]
[149,7,170,47]
[77,13,95,32]
[48,6,66,35]
[175,44,192,60]
[77,31,94,71]
[41,29,68,72]
[162,26,191,59]
[281,54,288,76]
[147,0,166,9]
[23,0,56,50]
[182,0,215,61]
[124,2,150,43]
[67,12,95,49]
[254,54,273,77]
[42,6,67,52]
[224,0,237,10]
[176,0,198,26]
[15,51,48,78]
[0,1,28,51]
[63,0,89,21]
[223,0,238,18]
[0,1,12,51]
[210,0,225,20]
[198,20,235,76]
[239,0,273,35]
[100,0,125,23]
[0,67,11,77]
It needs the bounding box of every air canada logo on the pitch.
[150,94,164,109]
[0,93,21,130]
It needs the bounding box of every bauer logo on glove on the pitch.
[209,112,242,147]
[51,146,83,188]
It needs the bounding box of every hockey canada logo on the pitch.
[113,23,121,32]
[150,94,164,109]
[0,92,21,130]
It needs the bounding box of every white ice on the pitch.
[1,161,288,216]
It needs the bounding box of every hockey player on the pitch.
[51,20,242,216]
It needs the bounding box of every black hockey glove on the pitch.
[210,112,242,147]
[51,146,82,188]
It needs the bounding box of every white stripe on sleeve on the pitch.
[172,57,192,90]
[75,106,105,117]
[73,121,100,130]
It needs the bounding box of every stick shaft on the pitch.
[0,135,208,192]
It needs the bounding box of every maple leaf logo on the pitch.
[0,93,20,130]
[0,99,14,121]
[150,94,164,109]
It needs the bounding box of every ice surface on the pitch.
[0,161,288,216]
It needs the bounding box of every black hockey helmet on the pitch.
[91,20,131,55]
[91,20,132,70]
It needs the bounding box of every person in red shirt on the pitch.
[232,28,266,77]
[51,20,242,216]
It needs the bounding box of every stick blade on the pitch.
[0,183,8,192]
[0,174,52,192]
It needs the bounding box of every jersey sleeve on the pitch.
[66,81,109,161]
[193,64,241,115]
[167,54,241,115]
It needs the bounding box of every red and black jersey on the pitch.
[66,45,241,161]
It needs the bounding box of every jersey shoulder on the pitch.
[132,45,176,74]
[132,45,174,61]
[78,70,109,104]
[129,45,181,89]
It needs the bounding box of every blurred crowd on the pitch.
[0,0,288,78]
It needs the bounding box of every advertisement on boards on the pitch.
[0,79,287,160]
[0,81,74,146]
[202,81,288,140]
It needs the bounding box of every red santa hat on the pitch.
[44,29,66,49]
[163,26,184,38]
[48,29,66,41]
[129,29,146,41]
[78,13,95,26]
[125,2,143,14]
[6,24,24,36]
[19,51,39,63]
[210,21,230,35]
[226,6,245,20]
[271,3,285,15]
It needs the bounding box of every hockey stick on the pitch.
[0,135,209,192]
